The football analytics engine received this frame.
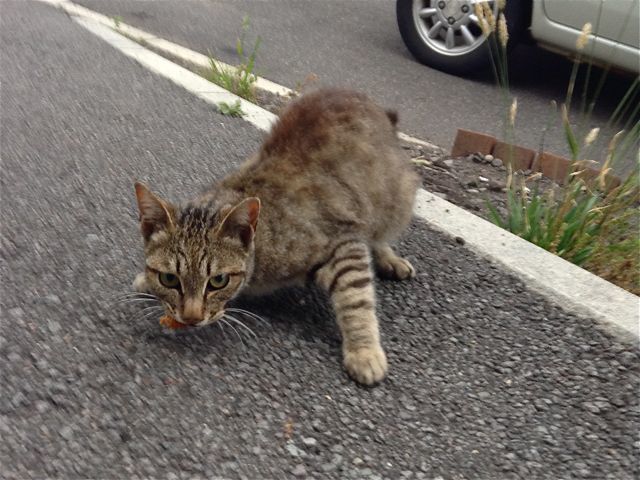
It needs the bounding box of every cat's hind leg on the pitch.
[315,241,387,385]
[372,243,415,280]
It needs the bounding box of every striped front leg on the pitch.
[315,241,387,385]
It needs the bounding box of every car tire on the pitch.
[396,0,529,75]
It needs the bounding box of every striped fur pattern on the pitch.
[314,241,385,384]
[133,88,419,384]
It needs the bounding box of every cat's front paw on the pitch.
[132,273,149,293]
[376,256,415,281]
[343,346,388,385]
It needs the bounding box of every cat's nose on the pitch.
[182,298,204,325]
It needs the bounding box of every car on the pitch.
[396,0,640,75]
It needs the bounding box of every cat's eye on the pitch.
[159,272,180,289]
[208,273,230,290]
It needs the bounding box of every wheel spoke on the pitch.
[418,7,437,18]
[445,27,455,49]
[427,20,443,39]
[460,24,476,45]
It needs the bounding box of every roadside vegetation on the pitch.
[205,15,260,104]
[478,1,640,294]
[217,99,245,117]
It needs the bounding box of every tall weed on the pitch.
[206,16,261,102]
[478,1,640,294]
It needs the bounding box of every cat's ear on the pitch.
[134,182,176,241]
[216,197,261,248]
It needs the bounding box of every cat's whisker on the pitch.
[116,294,158,301]
[136,309,164,322]
[138,305,164,314]
[111,293,159,309]
[217,321,229,341]
[131,305,164,322]
[133,307,164,321]
[226,308,269,327]
[109,292,157,302]
[117,298,159,306]
[224,314,257,340]
[114,291,156,298]
[220,318,245,348]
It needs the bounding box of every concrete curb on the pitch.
[39,0,639,343]
[415,190,638,344]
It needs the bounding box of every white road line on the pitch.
[74,16,277,132]
[39,0,293,98]
[147,36,294,98]
[38,0,639,342]
[38,0,441,150]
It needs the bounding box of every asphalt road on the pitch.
[1,2,639,479]
[74,0,639,173]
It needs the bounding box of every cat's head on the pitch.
[134,182,260,327]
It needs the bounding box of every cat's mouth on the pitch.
[160,308,225,330]
[192,310,226,328]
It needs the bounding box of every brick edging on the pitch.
[450,129,622,190]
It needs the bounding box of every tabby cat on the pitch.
[133,88,418,384]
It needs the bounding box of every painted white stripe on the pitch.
[39,0,293,97]
[39,0,438,148]
[38,0,639,343]
[72,16,277,132]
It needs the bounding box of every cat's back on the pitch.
[223,88,417,228]
[259,88,398,165]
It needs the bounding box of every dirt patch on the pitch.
[401,140,557,222]
[404,140,639,296]
[255,89,291,115]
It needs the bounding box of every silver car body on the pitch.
[531,0,640,73]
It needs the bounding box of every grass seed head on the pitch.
[474,3,491,36]
[509,97,518,127]
[576,23,592,50]
[498,13,509,47]
[482,2,496,32]
[526,172,543,183]
[584,127,600,147]
[597,130,625,189]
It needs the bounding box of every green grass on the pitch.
[477,1,640,294]
[112,15,123,29]
[205,16,261,102]
[487,169,639,267]
[217,100,245,117]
